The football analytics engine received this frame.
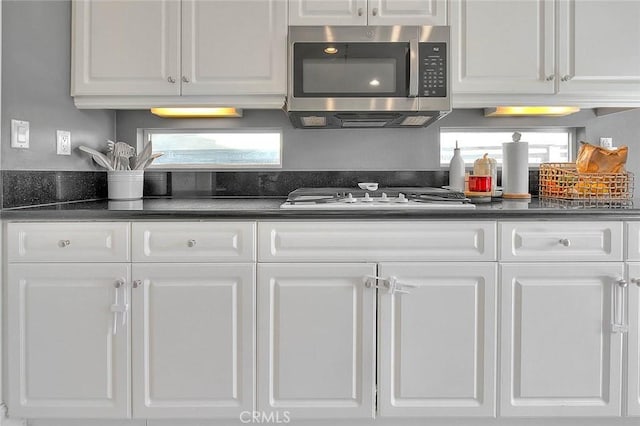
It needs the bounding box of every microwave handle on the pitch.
[409,38,419,97]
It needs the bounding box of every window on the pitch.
[142,129,282,169]
[440,129,573,167]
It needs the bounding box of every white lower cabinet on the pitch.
[627,263,640,416]
[257,263,377,419]
[7,263,131,418]
[377,262,497,417]
[500,263,624,417]
[131,263,255,418]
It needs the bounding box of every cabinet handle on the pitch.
[561,75,573,82]
[357,7,363,16]
[111,279,128,336]
[187,239,197,247]
[167,76,176,84]
[133,280,142,289]
[58,239,71,248]
[632,278,640,286]
[364,275,415,295]
[558,238,571,247]
[545,75,555,81]
[182,76,190,83]
[612,278,628,333]
[371,7,378,16]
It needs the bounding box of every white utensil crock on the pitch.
[107,170,144,200]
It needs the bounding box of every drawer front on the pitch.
[132,222,256,262]
[258,221,497,262]
[627,222,640,261]
[7,222,130,262]
[499,221,623,261]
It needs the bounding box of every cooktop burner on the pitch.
[280,186,476,210]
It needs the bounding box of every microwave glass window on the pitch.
[302,58,397,94]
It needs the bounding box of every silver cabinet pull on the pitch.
[612,278,628,333]
[545,75,555,81]
[167,76,176,83]
[182,76,190,83]
[58,239,71,248]
[632,278,640,286]
[559,238,571,247]
[371,7,378,16]
[133,280,142,289]
[357,7,363,16]
[187,239,197,247]
[561,75,573,82]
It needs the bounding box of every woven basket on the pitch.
[538,162,633,201]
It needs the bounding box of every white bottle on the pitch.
[448,141,465,192]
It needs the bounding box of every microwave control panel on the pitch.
[419,43,447,97]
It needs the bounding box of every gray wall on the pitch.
[1,0,114,171]
[116,108,640,175]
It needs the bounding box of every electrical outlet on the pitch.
[600,137,613,149]
[11,119,30,149]
[56,130,71,155]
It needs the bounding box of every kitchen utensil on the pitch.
[112,142,135,170]
[134,142,153,170]
[135,152,163,170]
[78,146,114,170]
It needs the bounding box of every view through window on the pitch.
[143,129,282,168]
[440,129,573,167]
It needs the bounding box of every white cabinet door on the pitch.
[450,0,555,95]
[72,0,180,96]
[258,263,376,419]
[131,264,255,418]
[181,0,287,95]
[500,263,624,417]
[7,263,131,418]
[558,0,640,99]
[289,0,367,25]
[377,262,496,417]
[628,263,640,416]
[367,0,447,25]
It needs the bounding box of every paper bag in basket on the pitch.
[576,142,628,173]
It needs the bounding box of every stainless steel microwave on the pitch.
[286,25,451,129]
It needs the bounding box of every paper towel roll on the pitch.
[502,137,530,199]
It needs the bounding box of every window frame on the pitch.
[439,127,576,168]
[140,128,284,170]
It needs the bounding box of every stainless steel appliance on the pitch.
[287,25,451,129]
[280,186,475,210]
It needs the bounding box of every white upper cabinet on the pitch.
[72,0,181,96]
[557,0,640,101]
[289,0,446,26]
[450,0,640,107]
[181,0,286,96]
[72,0,286,107]
[450,0,555,95]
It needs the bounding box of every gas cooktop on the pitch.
[280,186,476,210]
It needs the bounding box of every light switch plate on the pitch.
[11,119,30,149]
[56,130,71,155]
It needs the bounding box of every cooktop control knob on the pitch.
[345,193,357,203]
[397,193,408,203]
[362,193,373,202]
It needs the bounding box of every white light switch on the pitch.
[11,119,30,149]
[56,130,71,155]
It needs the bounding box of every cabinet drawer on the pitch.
[7,222,130,262]
[258,221,497,262]
[499,221,623,261]
[132,222,256,262]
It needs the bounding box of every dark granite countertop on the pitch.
[3,197,640,220]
